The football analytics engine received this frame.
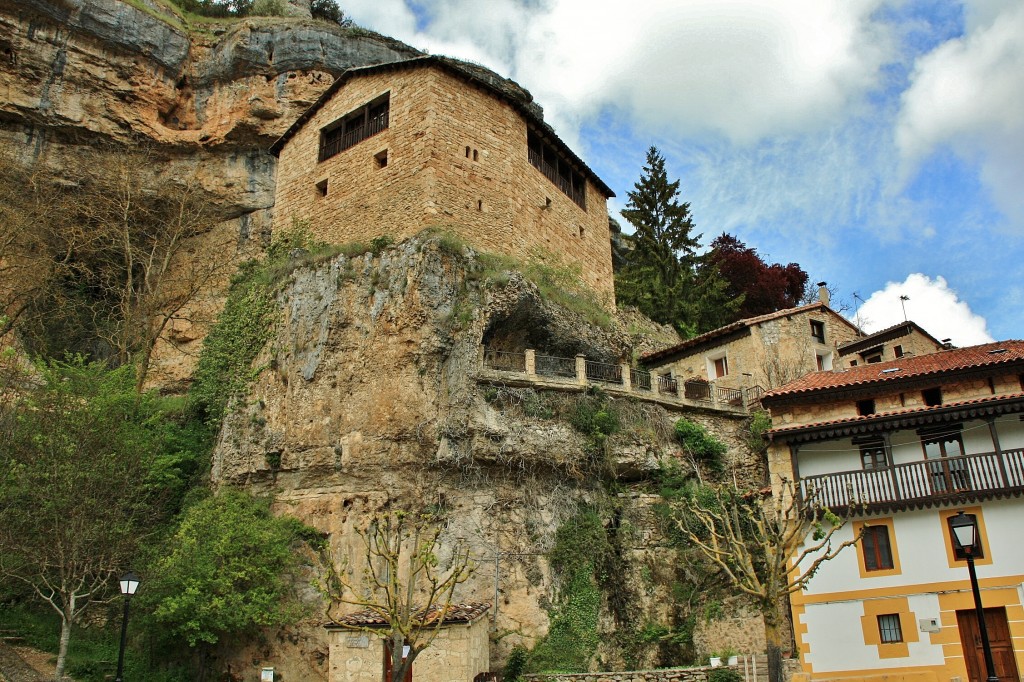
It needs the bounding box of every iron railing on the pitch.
[657,374,678,396]
[585,360,622,385]
[632,368,652,392]
[684,379,712,401]
[535,354,576,379]
[484,350,525,373]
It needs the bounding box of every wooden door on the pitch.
[957,607,1020,682]
[383,642,413,682]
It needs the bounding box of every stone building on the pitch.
[640,294,861,400]
[325,603,491,682]
[837,320,946,368]
[762,341,1024,682]
[270,56,617,301]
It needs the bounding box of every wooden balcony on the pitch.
[800,448,1024,513]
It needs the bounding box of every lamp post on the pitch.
[948,512,999,682]
[114,572,140,682]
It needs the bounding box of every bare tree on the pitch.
[672,479,861,682]
[322,512,475,682]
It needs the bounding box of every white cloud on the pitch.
[896,1,1024,228]
[852,273,993,346]
[344,0,895,145]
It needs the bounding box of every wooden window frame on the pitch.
[810,320,825,343]
[862,525,895,570]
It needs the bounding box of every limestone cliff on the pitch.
[209,234,759,678]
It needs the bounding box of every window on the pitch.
[947,513,985,559]
[709,355,729,379]
[921,426,968,492]
[857,399,876,416]
[877,614,903,643]
[850,359,858,366]
[374,149,389,168]
[527,129,586,210]
[862,525,895,570]
[318,93,390,162]
[816,352,833,371]
[859,439,887,469]
[894,345,904,358]
[810,320,825,342]
[315,178,328,197]
[922,387,942,406]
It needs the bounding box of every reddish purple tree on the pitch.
[708,233,809,320]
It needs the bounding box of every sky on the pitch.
[339,0,1023,346]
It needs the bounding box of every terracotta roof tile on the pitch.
[762,341,1024,401]
[836,320,943,355]
[767,391,1024,436]
[327,602,491,628]
[641,302,857,363]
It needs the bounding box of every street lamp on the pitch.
[114,572,140,682]
[948,512,998,682]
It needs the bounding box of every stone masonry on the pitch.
[272,59,616,301]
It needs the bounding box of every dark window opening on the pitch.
[473,149,479,161]
[947,513,984,559]
[866,354,882,364]
[578,226,585,238]
[857,399,876,416]
[810,320,825,342]
[527,129,586,210]
[878,614,903,643]
[922,387,942,406]
[477,200,483,211]
[894,345,904,358]
[862,525,894,570]
[850,360,858,366]
[315,178,328,197]
[375,149,388,168]
[465,146,471,158]
[318,93,390,162]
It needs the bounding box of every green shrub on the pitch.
[370,234,395,255]
[674,418,727,472]
[249,0,285,15]
[310,0,343,22]
[743,409,772,452]
[708,667,743,682]
[503,645,528,682]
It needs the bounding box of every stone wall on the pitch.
[524,664,731,682]
[273,63,615,301]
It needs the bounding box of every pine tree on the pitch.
[615,147,739,334]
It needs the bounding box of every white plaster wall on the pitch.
[801,594,946,673]
[996,415,1024,450]
[798,439,860,477]
[799,499,1024,597]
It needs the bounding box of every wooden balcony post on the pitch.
[525,349,537,378]
[575,355,587,386]
[882,433,901,501]
[987,418,1010,487]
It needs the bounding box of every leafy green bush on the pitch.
[709,667,743,682]
[310,0,344,22]
[249,0,285,15]
[568,390,620,457]
[503,645,528,682]
[674,418,727,472]
[743,409,772,452]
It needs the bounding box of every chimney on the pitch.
[817,281,830,307]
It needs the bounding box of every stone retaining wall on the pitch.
[524,664,733,682]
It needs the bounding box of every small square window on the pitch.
[315,178,328,197]
[894,345,904,358]
[850,360,858,366]
[862,525,894,569]
[878,614,903,643]
[375,149,388,168]
[857,399,876,416]
[922,387,942,406]
[810,320,825,342]
[866,354,882,364]
[713,356,728,378]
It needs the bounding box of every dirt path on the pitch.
[0,641,56,682]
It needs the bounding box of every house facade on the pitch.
[838,321,946,368]
[270,56,617,301]
[640,297,861,402]
[762,341,1024,682]
[325,603,491,682]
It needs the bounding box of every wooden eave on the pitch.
[769,393,1024,444]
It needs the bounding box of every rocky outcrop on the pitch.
[208,235,759,678]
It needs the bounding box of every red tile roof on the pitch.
[327,602,491,628]
[767,391,1024,436]
[763,340,1024,401]
[641,302,857,364]
[836,320,943,355]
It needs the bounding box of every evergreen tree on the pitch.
[615,147,739,334]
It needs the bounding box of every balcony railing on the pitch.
[318,110,390,162]
[800,448,1024,511]
[535,353,575,379]
[585,360,623,385]
[484,349,525,373]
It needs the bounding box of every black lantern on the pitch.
[948,512,997,682]
[114,572,140,682]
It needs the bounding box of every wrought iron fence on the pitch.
[483,349,525,373]
[684,379,711,401]
[657,374,678,396]
[585,360,622,384]
[535,354,576,378]
[632,368,652,391]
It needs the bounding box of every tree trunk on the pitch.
[764,617,786,682]
[55,614,71,681]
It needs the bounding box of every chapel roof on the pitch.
[325,602,492,629]
[269,55,614,197]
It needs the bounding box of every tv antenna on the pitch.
[899,294,910,321]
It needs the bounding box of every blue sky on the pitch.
[340,0,1024,345]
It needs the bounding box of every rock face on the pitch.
[210,235,762,679]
